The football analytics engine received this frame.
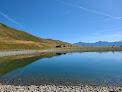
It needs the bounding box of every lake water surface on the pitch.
[0,52,122,86]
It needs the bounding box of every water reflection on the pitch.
[0,51,122,86]
[56,53,66,55]
[0,52,62,77]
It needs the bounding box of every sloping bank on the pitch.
[0,48,122,57]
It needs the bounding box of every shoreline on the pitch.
[0,84,122,91]
[0,49,122,91]
[0,48,122,57]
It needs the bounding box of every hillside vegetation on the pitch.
[0,23,77,50]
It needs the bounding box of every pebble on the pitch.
[0,84,122,92]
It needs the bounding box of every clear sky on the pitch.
[0,0,122,43]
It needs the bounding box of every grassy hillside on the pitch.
[0,23,78,50]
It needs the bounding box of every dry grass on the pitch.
[0,23,76,50]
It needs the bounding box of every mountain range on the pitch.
[74,41,122,47]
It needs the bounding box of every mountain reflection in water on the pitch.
[0,52,62,77]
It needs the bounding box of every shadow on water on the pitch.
[0,52,65,77]
[0,51,122,86]
[0,51,118,78]
[56,53,66,55]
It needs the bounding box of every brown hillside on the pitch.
[0,23,77,50]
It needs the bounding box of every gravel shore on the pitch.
[0,48,122,57]
[0,84,122,92]
[0,50,45,57]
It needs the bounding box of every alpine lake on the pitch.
[0,51,122,87]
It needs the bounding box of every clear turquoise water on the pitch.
[0,52,122,86]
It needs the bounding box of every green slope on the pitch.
[0,23,76,50]
[0,23,62,43]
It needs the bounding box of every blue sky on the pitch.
[0,0,122,43]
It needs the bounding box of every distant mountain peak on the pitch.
[119,40,122,42]
[74,41,122,47]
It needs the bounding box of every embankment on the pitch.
[0,48,122,57]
